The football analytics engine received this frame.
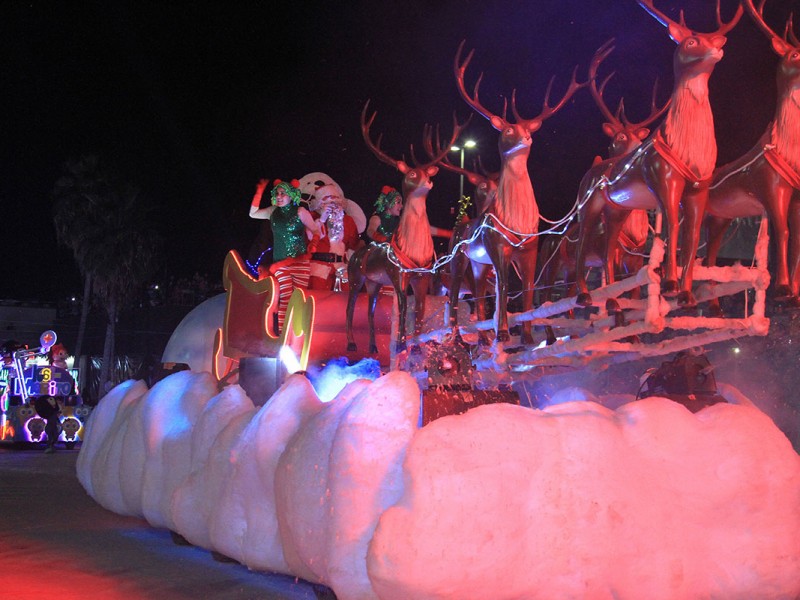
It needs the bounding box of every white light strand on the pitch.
[383,136,762,277]
[708,145,772,190]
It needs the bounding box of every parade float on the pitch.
[0,331,90,447]
[78,1,800,598]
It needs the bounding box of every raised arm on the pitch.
[249,179,274,220]
[429,225,452,239]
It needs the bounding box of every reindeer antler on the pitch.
[422,113,472,168]
[423,122,475,179]
[589,38,620,127]
[363,100,469,171]
[787,14,800,47]
[623,78,670,131]
[361,100,400,169]
[476,155,500,182]
[533,66,587,124]
[743,0,797,55]
[589,38,669,132]
[638,0,686,30]
[638,0,742,38]
[456,39,586,130]
[454,40,499,123]
[713,0,744,36]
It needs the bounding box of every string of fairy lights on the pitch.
[384,138,773,278]
[383,138,655,276]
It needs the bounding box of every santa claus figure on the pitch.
[308,183,363,290]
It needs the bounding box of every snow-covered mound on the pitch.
[77,370,800,599]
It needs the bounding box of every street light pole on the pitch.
[450,139,477,200]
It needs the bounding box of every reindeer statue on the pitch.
[449,41,586,345]
[704,0,800,313]
[424,131,498,345]
[346,103,466,354]
[537,213,650,306]
[574,0,742,310]
[549,38,667,312]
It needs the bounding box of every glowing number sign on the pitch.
[22,366,77,397]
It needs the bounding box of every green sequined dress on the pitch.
[271,204,308,261]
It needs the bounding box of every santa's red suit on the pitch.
[307,183,363,290]
[308,212,360,290]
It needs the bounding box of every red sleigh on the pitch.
[213,250,395,384]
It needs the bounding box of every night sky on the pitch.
[2,0,792,301]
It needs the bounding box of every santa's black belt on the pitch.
[311,252,346,263]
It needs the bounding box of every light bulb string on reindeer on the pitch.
[380,209,571,275]
[380,135,772,277]
[377,137,657,276]
[708,144,774,190]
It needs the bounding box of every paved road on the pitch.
[0,445,322,600]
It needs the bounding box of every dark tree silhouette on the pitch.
[52,156,109,362]
[52,155,161,397]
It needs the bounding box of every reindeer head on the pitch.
[638,0,742,78]
[589,38,670,158]
[744,0,800,95]
[361,101,467,203]
[455,41,586,162]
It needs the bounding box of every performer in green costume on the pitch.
[249,178,319,330]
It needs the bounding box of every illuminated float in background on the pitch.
[0,330,90,446]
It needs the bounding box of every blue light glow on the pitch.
[306,357,382,402]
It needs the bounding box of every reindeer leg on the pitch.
[515,248,537,345]
[473,263,492,346]
[485,234,511,343]
[627,255,644,301]
[413,276,430,334]
[365,280,382,354]
[536,233,556,306]
[409,275,430,354]
[763,182,793,301]
[603,209,631,314]
[676,187,710,307]
[537,234,558,344]
[448,249,469,336]
[345,261,365,352]
[394,272,410,353]
[575,192,605,306]
[651,169,685,298]
[703,214,731,317]
[464,266,477,316]
[789,194,800,305]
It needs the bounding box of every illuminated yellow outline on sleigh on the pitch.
[213,251,314,381]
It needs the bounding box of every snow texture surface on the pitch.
[78,369,800,599]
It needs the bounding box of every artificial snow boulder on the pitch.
[170,385,256,548]
[367,399,800,599]
[208,373,324,572]
[76,379,148,504]
[276,372,419,600]
[139,371,218,530]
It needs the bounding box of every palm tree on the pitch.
[82,184,160,396]
[53,156,161,398]
[52,156,109,362]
